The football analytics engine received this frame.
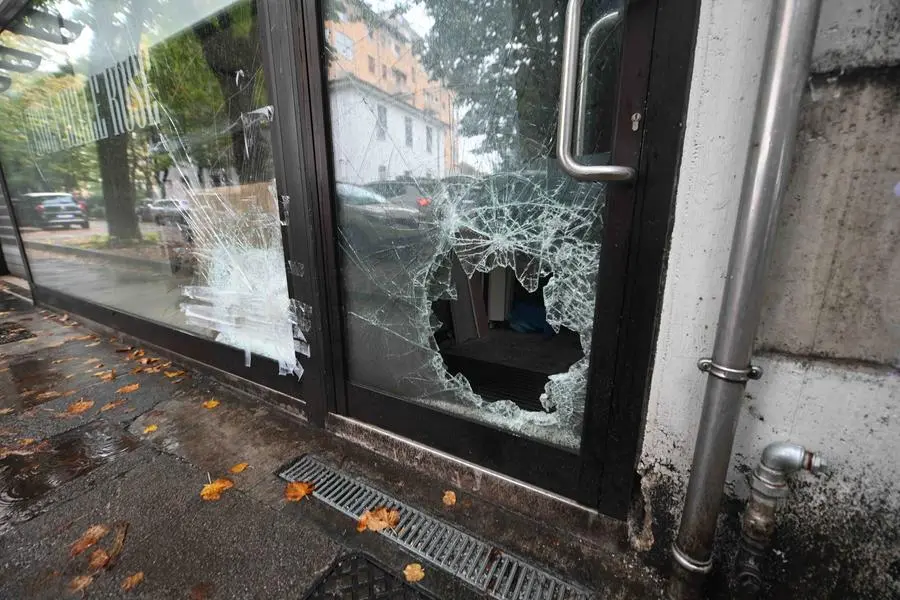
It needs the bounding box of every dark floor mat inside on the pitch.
[0,321,34,345]
[306,554,435,600]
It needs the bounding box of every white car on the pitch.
[147,199,190,224]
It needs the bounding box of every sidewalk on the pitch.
[0,287,659,599]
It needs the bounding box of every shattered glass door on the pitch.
[323,0,625,449]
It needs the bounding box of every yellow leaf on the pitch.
[165,370,186,378]
[0,408,14,415]
[142,424,158,434]
[200,478,234,501]
[284,481,315,502]
[34,390,62,401]
[117,383,140,394]
[403,563,425,583]
[121,572,144,591]
[88,548,110,571]
[95,369,116,381]
[69,575,94,594]
[18,438,35,447]
[66,400,95,415]
[131,367,144,374]
[100,400,125,412]
[70,524,110,557]
[357,507,400,532]
[442,490,457,507]
[229,462,249,474]
[201,399,219,409]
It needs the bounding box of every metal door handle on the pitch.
[576,10,621,155]
[557,0,635,182]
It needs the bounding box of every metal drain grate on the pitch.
[0,322,34,345]
[280,455,592,600]
[306,553,436,600]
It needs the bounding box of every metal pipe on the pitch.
[668,1,822,596]
[575,10,620,155]
[734,442,827,597]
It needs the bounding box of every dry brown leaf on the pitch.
[189,582,214,600]
[84,341,101,348]
[66,400,95,415]
[70,524,110,557]
[131,366,145,375]
[105,521,129,569]
[121,572,144,592]
[143,424,158,434]
[100,400,126,412]
[357,507,400,532]
[229,462,249,474]
[73,335,96,341]
[201,399,219,409]
[403,563,425,582]
[0,408,14,415]
[117,383,140,394]
[143,366,162,374]
[284,481,315,502]
[442,490,457,507]
[95,369,116,381]
[18,438,35,447]
[88,548,110,571]
[69,575,94,594]
[34,390,62,401]
[115,346,133,353]
[200,478,233,501]
[165,370,186,378]
[62,390,78,397]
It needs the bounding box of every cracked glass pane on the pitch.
[324,0,625,448]
[0,0,302,377]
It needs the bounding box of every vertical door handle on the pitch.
[557,0,635,182]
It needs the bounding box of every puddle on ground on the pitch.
[0,357,63,411]
[0,421,139,533]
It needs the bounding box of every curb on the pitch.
[22,239,172,275]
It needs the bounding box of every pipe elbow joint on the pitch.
[753,442,826,499]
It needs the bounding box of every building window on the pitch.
[404,116,413,147]
[393,69,407,87]
[426,126,433,153]
[367,55,375,73]
[381,64,387,79]
[378,165,387,180]
[335,32,353,60]
[393,42,400,56]
[376,105,387,140]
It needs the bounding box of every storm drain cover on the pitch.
[306,554,435,600]
[0,321,34,345]
[280,455,592,600]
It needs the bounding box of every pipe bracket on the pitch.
[672,544,713,574]
[697,358,762,383]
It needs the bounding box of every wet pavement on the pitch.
[0,287,660,599]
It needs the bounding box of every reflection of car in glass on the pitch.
[12,193,89,229]
[135,199,156,222]
[337,183,422,253]
[363,179,437,211]
[147,199,190,224]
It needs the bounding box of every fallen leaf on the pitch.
[115,346,133,353]
[117,383,140,394]
[51,357,77,365]
[69,575,93,594]
[34,390,62,401]
[143,424,158,434]
[201,399,219,409]
[200,478,234,501]
[189,582,214,600]
[100,400,125,412]
[165,370,186,378]
[128,349,145,360]
[357,507,400,532]
[442,490,457,507]
[84,341,101,347]
[0,408,14,415]
[18,438,35,446]
[70,524,110,557]
[95,369,116,381]
[403,563,425,582]
[143,366,162,374]
[284,481,315,502]
[73,335,96,341]
[66,400,95,415]
[130,367,144,374]
[88,548,110,571]
[229,462,249,474]
[105,521,129,568]
[62,390,78,397]
[121,572,144,591]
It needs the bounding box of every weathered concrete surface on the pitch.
[757,69,900,365]
[813,0,900,73]
[0,290,661,599]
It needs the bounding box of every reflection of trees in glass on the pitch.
[415,0,620,166]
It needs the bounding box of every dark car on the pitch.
[13,193,89,229]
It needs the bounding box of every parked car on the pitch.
[336,183,423,253]
[135,199,156,222]
[12,192,89,229]
[364,179,438,213]
[145,199,190,225]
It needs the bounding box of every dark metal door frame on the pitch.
[285,0,702,516]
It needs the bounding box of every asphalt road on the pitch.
[20,219,164,244]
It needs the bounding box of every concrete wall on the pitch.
[639,1,900,597]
